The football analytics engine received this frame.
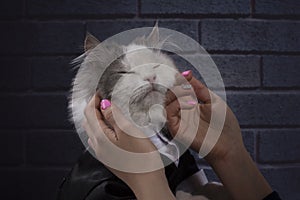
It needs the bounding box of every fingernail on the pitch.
[100,99,111,110]
[187,100,197,105]
[181,70,191,77]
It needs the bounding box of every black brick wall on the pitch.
[0,1,299,199]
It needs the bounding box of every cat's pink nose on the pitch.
[144,75,156,83]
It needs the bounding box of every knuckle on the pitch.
[84,106,90,118]
[82,120,88,129]
[120,121,132,132]
[95,134,102,141]
[105,109,114,122]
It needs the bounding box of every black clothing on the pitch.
[263,191,282,200]
[57,149,199,200]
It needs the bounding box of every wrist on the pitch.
[208,145,272,200]
[207,143,247,169]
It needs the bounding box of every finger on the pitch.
[84,95,103,126]
[82,119,95,141]
[88,138,95,150]
[100,99,118,128]
[174,70,193,85]
[179,70,211,103]
[178,96,198,109]
[86,95,116,138]
[165,99,181,126]
[165,84,196,106]
[97,118,118,141]
[93,93,101,110]
[100,99,133,138]
[186,75,211,104]
[84,96,118,142]
[181,70,193,81]
[165,96,197,122]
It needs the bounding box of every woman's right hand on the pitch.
[166,70,273,200]
[165,70,244,165]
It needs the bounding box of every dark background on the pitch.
[0,0,299,199]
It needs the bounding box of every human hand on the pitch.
[83,95,175,200]
[166,70,243,165]
[166,70,272,200]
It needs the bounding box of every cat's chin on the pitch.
[143,91,165,107]
[127,91,166,128]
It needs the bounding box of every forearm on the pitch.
[210,147,272,200]
[130,173,176,200]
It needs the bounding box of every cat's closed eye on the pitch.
[153,64,160,69]
[116,71,135,74]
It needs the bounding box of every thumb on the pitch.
[100,99,133,136]
[100,99,115,127]
[182,70,211,104]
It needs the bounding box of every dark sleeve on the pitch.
[263,191,282,200]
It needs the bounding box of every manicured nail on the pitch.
[187,100,197,105]
[181,70,191,77]
[100,99,111,110]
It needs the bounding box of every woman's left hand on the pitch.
[83,95,175,200]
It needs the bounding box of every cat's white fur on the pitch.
[113,44,178,133]
[70,24,178,150]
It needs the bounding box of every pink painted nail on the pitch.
[100,99,111,110]
[181,70,191,77]
[187,100,197,105]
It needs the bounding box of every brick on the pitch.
[0,94,32,128]
[22,169,69,200]
[0,131,24,165]
[0,0,23,17]
[201,20,300,52]
[0,169,22,199]
[87,20,198,51]
[31,56,77,90]
[26,130,84,165]
[212,55,260,88]
[0,22,35,54]
[227,93,300,126]
[20,169,69,200]
[257,130,300,163]
[255,0,300,16]
[159,20,198,41]
[30,22,85,54]
[0,22,85,55]
[0,94,72,129]
[263,56,300,88]
[3,168,67,200]
[141,0,249,15]
[27,0,136,16]
[159,21,199,51]
[0,57,31,91]
[0,168,69,200]
[170,54,205,84]
[29,94,72,128]
[261,167,300,200]
[171,54,260,88]
[88,21,153,41]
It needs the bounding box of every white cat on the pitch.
[69,24,215,200]
[70,24,180,161]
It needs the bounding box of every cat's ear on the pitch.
[147,21,159,44]
[84,32,100,52]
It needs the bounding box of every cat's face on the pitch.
[98,44,178,126]
[71,25,181,160]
